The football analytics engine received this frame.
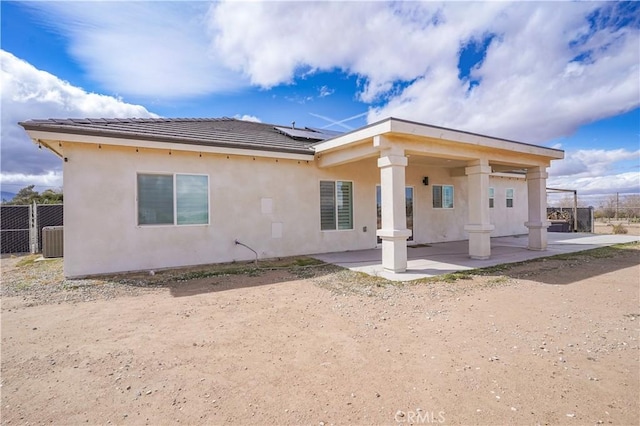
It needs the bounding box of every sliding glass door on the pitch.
[376,185,413,243]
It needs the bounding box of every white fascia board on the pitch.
[313,119,393,153]
[314,117,563,161]
[26,130,315,161]
[390,119,564,160]
[23,130,64,157]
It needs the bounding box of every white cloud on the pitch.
[1,171,63,190]
[549,148,640,178]
[209,1,639,198]
[210,1,639,144]
[20,1,638,145]
[548,148,640,196]
[368,3,639,143]
[0,50,157,190]
[233,114,262,123]
[5,1,638,198]
[284,94,314,105]
[548,171,639,197]
[21,1,246,99]
[211,1,457,92]
[318,85,334,98]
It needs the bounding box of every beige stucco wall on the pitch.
[404,166,528,244]
[488,176,529,237]
[63,142,530,277]
[63,143,380,277]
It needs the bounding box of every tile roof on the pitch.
[19,117,329,155]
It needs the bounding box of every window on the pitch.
[138,173,209,225]
[506,188,514,208]
[433,185,454,209]
[320,180,353,230]
[489,187,495,208]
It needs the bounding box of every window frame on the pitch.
[320,180,354,231]
[432,184,454,209]
[489,187,495,209]
[506,188,514,208]
[136,172,210,227]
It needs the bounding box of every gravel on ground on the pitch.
[1,244,638,425]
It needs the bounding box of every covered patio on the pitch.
[312,233,640,281]
[314,117,565,274]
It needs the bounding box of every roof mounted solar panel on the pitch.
[274,126,334,141]
[305,127,343,137]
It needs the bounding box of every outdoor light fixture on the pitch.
[422,177,429,186]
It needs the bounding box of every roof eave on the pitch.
[19,123,315,157]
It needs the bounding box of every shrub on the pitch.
[612,223,628,234]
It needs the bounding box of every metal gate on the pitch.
[35,204,64,253]
[0,204,63,254]
[0,205,32,253]
[547,207,594,233]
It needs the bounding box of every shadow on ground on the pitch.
[478,245,640,286]
[156,245,640,297]
[164,265,340,297]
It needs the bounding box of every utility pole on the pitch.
[615,192,619,221]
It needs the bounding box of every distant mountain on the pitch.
[1,191,16,202]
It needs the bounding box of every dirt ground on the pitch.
[594,221,640,236]
[1,245,639,425]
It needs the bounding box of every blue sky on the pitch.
[1,1,638,202]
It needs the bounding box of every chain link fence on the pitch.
[0,205,32,253]
[548,192,640,221]
[34,204,64,252]
[547,207,594,233]
[0,204,63,254]
[592,194,640,221]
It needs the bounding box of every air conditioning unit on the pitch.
[42,226,64,258]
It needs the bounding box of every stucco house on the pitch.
[19,117,564,278]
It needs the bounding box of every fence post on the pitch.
[30,201,37,254]
[573,190,578,232]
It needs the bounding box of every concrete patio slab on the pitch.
[312,233,640,281]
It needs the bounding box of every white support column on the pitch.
[376,148,412,273]
[464,159,495,259]
[526,167,550,250]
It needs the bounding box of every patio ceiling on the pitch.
[351,153,528,174]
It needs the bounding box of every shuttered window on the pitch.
[138,173,209,226]
[433,185,454,209]
[320,181,336,230]
[320,180,353,230]
[489,187,495,208]
[336,181,353,230]
[432,185,442,208]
